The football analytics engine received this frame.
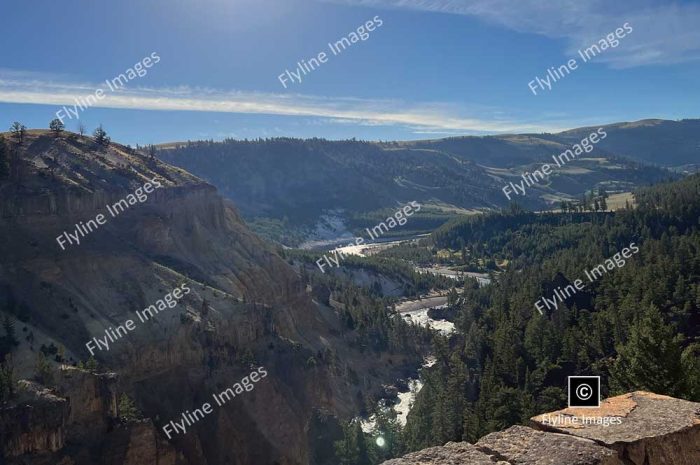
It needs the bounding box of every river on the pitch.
[361,356,435,432]
[415,265,491,286]
[315,235,493,431]
[394,295,454,335]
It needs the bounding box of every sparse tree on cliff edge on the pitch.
[77,122,86,137]
[34,352,54,386]
[9,122,26,145]
[85,355,98,372]
[93,125,110,147]
[49,118,65,137]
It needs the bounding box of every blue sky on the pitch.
[1,0,698,145]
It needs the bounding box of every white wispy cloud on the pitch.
[0,72,566,134]
[320,0,700,67]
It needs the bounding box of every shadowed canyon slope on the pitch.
[0,131,416,465]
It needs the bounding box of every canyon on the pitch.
[0,130,418,464]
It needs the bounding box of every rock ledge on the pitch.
[382,391,700,465]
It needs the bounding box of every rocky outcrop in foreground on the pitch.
[383,391,700,465]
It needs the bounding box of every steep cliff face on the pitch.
[0,131,402,464]
[383,391,700,465]
[0,368,183,465]
[0,380,69,457]
[57,367,118,442]
[101,419,183,465]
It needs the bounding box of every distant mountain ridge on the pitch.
[158,119,691,242]
[402,118,700,167]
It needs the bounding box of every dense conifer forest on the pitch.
[334,174,700,464]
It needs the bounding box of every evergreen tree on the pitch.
[369,408,404,463]
[34,352,54,386]
[681,344,700,401]
[85,355,98,372]
[9,122,26,145]
[462,405,481,443]
[334,421,370,465]
[93,125,110,146]
[401,380,436,451]
[443,352,466,439]
[611,305,685,396]
[447,287,459,306]
[118,393,140,421]
[49,118,65,136]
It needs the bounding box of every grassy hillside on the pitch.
[556,119,700,167]
[408,118,700,168]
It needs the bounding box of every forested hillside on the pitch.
[159,138,506,222]
[401,174,700,451]
[333,174,700,463]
